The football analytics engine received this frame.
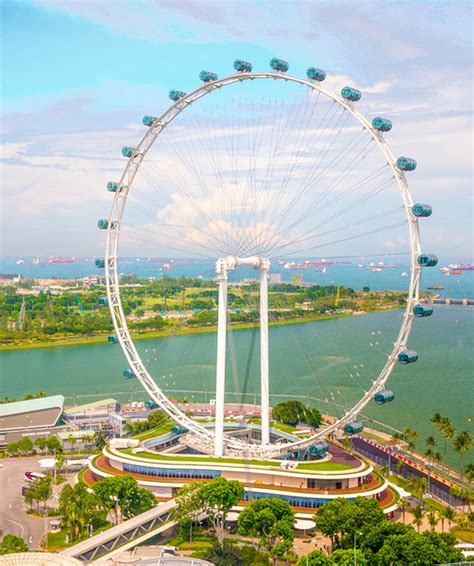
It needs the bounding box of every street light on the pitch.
[353,531,362,565]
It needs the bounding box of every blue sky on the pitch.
[1,0,472,258]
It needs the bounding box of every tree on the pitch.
[198,477,244,546]
[35,437,48,454]
[465,462,474,481]
[358,521,410,560]
[408,477,429,507]
[272,399,321,428]
[24,476,52,512]
[93,430,106,450]
[238,498,295,564]
[297,550,333,565]
[377,530,463,565]
[425,435,436,448]
[412,505,424,532]
[314,497,384,550]
[439,506,455,532]
[59,483,106,541]
[0,534,29,554]
[17,436,33,455]
[204,541,270,565]
[398,497,409,523]
[452,431,472,478]
[332,548,367,565]
[427,510,438,532]
[46,436,62,453]
[67,434,77,452]
[93,476,155,523]
[173,482,202,541]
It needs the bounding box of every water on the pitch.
[1,257,473,299]
[0,306,472,469]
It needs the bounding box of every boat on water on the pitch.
[401,272,408,277]
[428,285,444,290]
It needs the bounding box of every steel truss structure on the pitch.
[104,70,422,459]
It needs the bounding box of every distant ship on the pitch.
[401,272,408,277]
[428,285,444,290]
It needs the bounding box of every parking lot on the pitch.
[0,456,48,549]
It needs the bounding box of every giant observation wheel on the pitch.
[97,58,436,458]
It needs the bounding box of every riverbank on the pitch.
[0,307,400,352]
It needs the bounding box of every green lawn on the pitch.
[452,527,474,543]
[133,422,175,440]
[119,449,358,473]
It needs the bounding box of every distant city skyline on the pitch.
[1,1,472,257]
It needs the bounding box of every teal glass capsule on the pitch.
[143,115,157,127]
[396,156,417,171]
[97,219,108,230]
[374,390,395,405]
[398,350,418,364]
[413,304,433,318]
[123,368,135,379]
[145,399,158,409]
[306,67,326,81]
[341,86,362,101]
[417,254,438,267]
[372,117,392,132]
[95,259,105,268]
[199,70,218,82]
[270,58,289,72]
[169,90,186,101]
[121,146,136,158]
[344,421,364,435]
[412,203,432,217]
[98,297,108,306]
[107,334,118,344]
[107,182,119,192]
[234,59,252,72]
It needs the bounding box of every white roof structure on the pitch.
[0,553,82,565]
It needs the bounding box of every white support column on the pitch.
[214,259,228,457]
[260,259,270,445]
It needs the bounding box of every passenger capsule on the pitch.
[145,399,158,409]
[309,441,329,455]
[269,58,289,72]
[413,304,433,318]
[169,90,186,101]
[107,334,118,344]
[98,297,108,306]
[372,117,393,132]
[373,390,395,405]
[233,59,252,73]
[97,219,108,230]
[396,156,417,171]
[123,368,136,379]
[306,67,326,81]
[417,254,438,267]
[398,349,418,364]
[199,70,218,82]
[121,146,137,158]
[344,421,364,435]
[171,424,189,435]
[95,258,105,269]
[412,203,432,217]
[107,182,120,193]
[341,86,362,102]
[142,115,157,127]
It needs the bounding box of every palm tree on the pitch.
[395,459,404,476]
[452,431,473,478]
[67,434,77,452]
[412,505,424,532]
[427,511,438,532]
[399,497,409,523]
[431,412,443,427]
[425,436,437,448]
[440,417,456,456]
[439,506,455,532]
[380,465,390,478]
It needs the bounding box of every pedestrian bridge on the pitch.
[60,499,176,563]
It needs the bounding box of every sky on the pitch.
[0,0,472,259]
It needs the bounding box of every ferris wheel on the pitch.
[97,58,437,458]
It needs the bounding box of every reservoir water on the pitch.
[1,306,472,469]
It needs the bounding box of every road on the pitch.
[0,457,46,549]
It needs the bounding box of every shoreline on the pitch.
[0,307,401,353]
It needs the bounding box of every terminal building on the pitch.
[0,395,67,446]
[87,423,399,515]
